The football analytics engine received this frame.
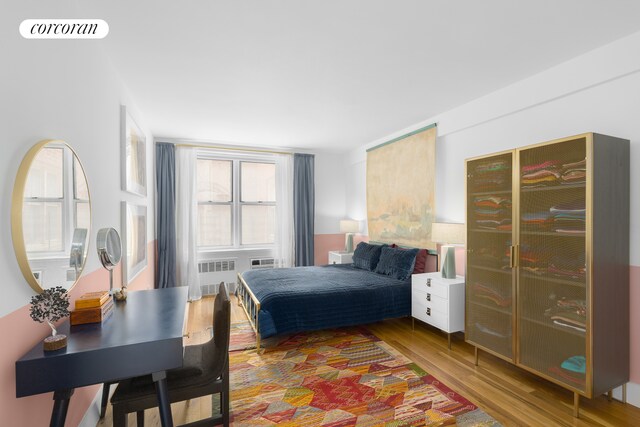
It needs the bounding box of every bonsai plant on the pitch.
[29,286,70,351]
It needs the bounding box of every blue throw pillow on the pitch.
[374,246,419,281]
[352,242,386,271]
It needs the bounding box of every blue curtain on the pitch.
[294,153,315,266]
[155,143,177,288]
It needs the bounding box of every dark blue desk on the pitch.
[16,287,188,427]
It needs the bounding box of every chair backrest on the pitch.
[212,282,231,370]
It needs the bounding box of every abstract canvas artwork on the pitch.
[366,124,436,249]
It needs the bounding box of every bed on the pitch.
[236,246,437,349]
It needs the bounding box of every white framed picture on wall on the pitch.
[121,105,147,197]
[121,201,147,285]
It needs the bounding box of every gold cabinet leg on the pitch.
[474,346,479,366]
[623,383,628,403]
[607,390,613,401]
[573,392,580,418]
[448,333,451,350]
[257,333,261,352]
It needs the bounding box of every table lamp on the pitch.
[340,219,360,253]
[431,222,465,279]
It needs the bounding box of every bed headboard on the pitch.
[368,240,438,273]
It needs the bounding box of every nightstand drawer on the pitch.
[412,275,448,299]
[328,251,353,264]
[412,288,449,314]
[412,297,448,330]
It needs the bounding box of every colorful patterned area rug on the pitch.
[229,327,500,426]
[230,319,258,351]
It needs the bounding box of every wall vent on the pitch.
[250,258,275,270]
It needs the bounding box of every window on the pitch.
[23,146,89,256]
[23,147,64,252]
[197,155,276,249]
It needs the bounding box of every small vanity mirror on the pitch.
[96,227,122,293]
[12,140,91,293]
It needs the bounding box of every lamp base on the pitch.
[344,233,354,253]
[441,246,457,279]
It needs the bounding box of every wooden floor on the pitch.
[98,295,640,427]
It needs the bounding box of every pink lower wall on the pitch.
[0,240,155,427]
[631,266,640,383]
[314,234,369,265]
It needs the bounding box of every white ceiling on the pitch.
[81,0,640,152]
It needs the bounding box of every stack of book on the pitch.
[70,291,114,326]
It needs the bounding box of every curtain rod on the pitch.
[174,142,293,156]
[366,122,437,153]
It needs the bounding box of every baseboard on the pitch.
[612,382,640,408]
[79,384,113,427]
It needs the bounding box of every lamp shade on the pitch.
[340,219,360,233]
[431,222,465,244]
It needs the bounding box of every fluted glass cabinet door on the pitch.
[517,136,588,393]
[466,152,515,360]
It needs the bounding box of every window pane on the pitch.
[241,205,275,245]
[74,157,89,200]
[241,162,275,202]
[75,202,90,230]
[197,204,231,246]
[197,159,232,202]
[23,201,63,252]
[25,147,64,199]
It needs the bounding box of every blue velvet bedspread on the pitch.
[240,264,411,338]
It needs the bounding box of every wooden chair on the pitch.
[110,283,231,427]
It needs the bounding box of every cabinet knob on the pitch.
[426,308,431,316]
[427,293,431,301]
[426,279,431,287]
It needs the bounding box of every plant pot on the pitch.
[43,334,67,351]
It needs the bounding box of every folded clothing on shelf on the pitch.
[473,196,511,230]
[545,297,586,331]
[548,254,586,279]
[471,282,511,307]
[561,158,586,185]
[522,211,553,230]
[518,245,550,267]
[475,322,512,339]
[548,355,587,386]
[472,160,511,191]
[521,160,561,187]
[521,199,586,234]
[473,246,510,269]
[561,355,586,374]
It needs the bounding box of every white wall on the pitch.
[315,151,347,233]
[347,30,640,249]
[344,29,640,406]
[1,26,154,315]
[1,2,154,425]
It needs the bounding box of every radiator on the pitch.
[198,258,237,295]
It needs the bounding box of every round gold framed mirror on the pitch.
[11,140,91,293]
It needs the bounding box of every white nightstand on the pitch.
[411,271,465,349]
[328,251,354,264]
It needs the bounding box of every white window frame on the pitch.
[25,144,71,258]
[73,156,90,230]
[197,151,277,251]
